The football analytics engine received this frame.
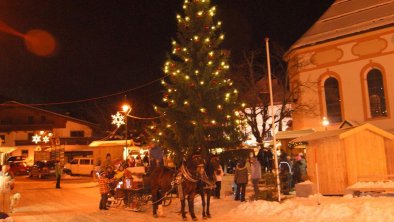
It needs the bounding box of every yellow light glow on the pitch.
[40,131,44,135]
[241,103,246,107]
[194,35,199,41]
[211,120,216,124]
[200,81,204,85]
[185,75,190,80]
[185,17,190,21]
[197,11,203,16]
[184,100,189,105]
[200,108,206,113]
[234,111,240,116]
[217,105,222,109]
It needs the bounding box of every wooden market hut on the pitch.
[292,123,394,195]
[89,139,144,163]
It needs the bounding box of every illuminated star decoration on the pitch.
[42,136,50,143]
[111,112,125,128]
[32,134,41,144]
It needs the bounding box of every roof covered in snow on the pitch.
[288,0,394,52]
[291,123,394,142]
[276,129,315,139]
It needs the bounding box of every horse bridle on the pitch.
[180,164,199,183]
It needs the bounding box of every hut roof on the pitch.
[276,129,315,139]
[292,123,394,142]
[339,123,394,140]
[89,139,136,147]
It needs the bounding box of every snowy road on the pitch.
[9,175,394,222]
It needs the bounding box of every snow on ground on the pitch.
[9,175,394,222]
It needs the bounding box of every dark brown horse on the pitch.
[196,156,220,219]
[151,155,205,220]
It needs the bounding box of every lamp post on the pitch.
[111,103,131,160]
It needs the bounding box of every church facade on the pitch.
[286,0,394,132]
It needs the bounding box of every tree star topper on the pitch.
[112,112,125,128]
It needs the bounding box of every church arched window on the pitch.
[324,77,342,123]
[366,69,387,118]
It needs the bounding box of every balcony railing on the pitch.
[15,137,98,146]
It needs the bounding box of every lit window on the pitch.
[324,77,342,123]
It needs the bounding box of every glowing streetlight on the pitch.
[322,117,329,131]
[122,104,131,113]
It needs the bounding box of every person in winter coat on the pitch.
[55,161,62,189]
[98,171,115,210]
[0,165,14,213]
[101,153,114,172]
[234,160,248,202]
[293,153,307,184]
[213,156,224,199]
[250,155,261,198]
[279,153,292,195]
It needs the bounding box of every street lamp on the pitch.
[322,117,330,131]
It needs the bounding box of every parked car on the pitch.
[64,157,94,176]
[28,160,56,179]
[7,156,26,162]
[9,161,29,176]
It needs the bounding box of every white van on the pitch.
[64,157,94,176]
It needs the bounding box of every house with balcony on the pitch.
[0,101,99,165]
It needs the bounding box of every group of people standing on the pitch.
[232,148,308,201]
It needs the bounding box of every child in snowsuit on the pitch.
[98,171,114,210]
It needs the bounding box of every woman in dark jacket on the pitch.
[234,160,248,202]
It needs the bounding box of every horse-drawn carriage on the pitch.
[108,166,173,210]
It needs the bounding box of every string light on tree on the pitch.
[148,0,243,163]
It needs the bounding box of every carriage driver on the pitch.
[148,141,164,172]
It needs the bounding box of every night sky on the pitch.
[0,0,334,121]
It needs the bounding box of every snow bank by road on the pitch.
[226,195,394,222]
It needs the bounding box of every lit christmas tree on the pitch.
[150,0,243,163]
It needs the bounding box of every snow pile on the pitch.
[227,196,394,222]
